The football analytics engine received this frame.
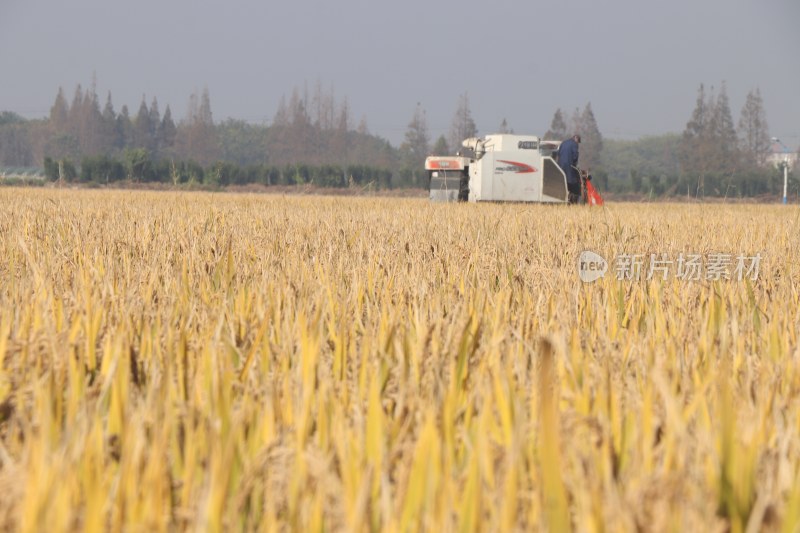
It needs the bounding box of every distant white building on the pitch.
[766,140,798,171]
[0,167,45,179]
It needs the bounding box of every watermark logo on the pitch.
[578,250,762,282]
[579,250,608,283]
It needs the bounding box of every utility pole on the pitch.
[772,137,791,204]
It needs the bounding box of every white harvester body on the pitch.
[425,134,568,203]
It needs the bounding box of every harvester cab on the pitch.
[426,134,570,203]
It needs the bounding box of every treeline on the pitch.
[1,80,409,183]
[42,152,396,189]
[602,132,788,198]
[0,86,215,168]
[675,83,784,197]
[546,83,795,198]
[2,79,797,197]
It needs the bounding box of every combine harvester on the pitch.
[425,134,602,205]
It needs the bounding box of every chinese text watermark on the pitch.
[579,250,761,283]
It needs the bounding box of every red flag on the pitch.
[586,181,604,206]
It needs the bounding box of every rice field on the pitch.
[0,188,799,532]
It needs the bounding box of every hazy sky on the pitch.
[2,0,798,148]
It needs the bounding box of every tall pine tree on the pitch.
[330,96,350,165]
[79,82,104,155]
[449,92,477,149]
[738,88,770,168]
[133,96,153,151]
[579,103,603,171]
[681,84,713,190]
[400,102,430,181]
[149,97,161,154]
[116,105,133,151]
[68,85,84,138]
[176,87,219,166]
[682,82,743,192]
[49,87,69,133]
[711,82,738,175]
[431,134,449,156]
[569,107,582,138]
[159,105,177,156]
[544,108,567,140]
[99,91,118,154]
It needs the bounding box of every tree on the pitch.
[43,157,58,180]
[217,119,268,167]
[310,79,335,131]
[288,88,312,163]
[159,105,177,154]
[0,111,25,126]
[308,80,334,163]
[400,103,430,181]
[78,81,104,156]
[266,103,290,167]
[431,135,449,156]
[738,88,770,168]
[569,107,582,137]
[648,174,663,195]
[124,148,149,181]
[630,169,643,192]
[681,84,713,192]
[7,78,427,174]
[149,97,162,153]
[449,92,477,150]
[579,102,603,171]
[497,118,511,134]
[330,96,350,165]
[681,82,743,194]
[710,82,738,175]
[133,96,153,151]
[49,87,69,133]
[59,159,77,182]
[273,95,289,127]
[176,87,220,166]
[68,85,84,138]
[356,116,369,135]
[59,83,105,156]
[116,105,133,151]
[198,87,213,125]
[0,121,33,166]
[102,92,116,124]
[101,92,119,153]
[43,132,80,161]
[601,135,682,186]
[544,108,567,140]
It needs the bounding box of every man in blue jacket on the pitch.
[558,134,581,203]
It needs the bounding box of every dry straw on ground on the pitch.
[0,189,798,532]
